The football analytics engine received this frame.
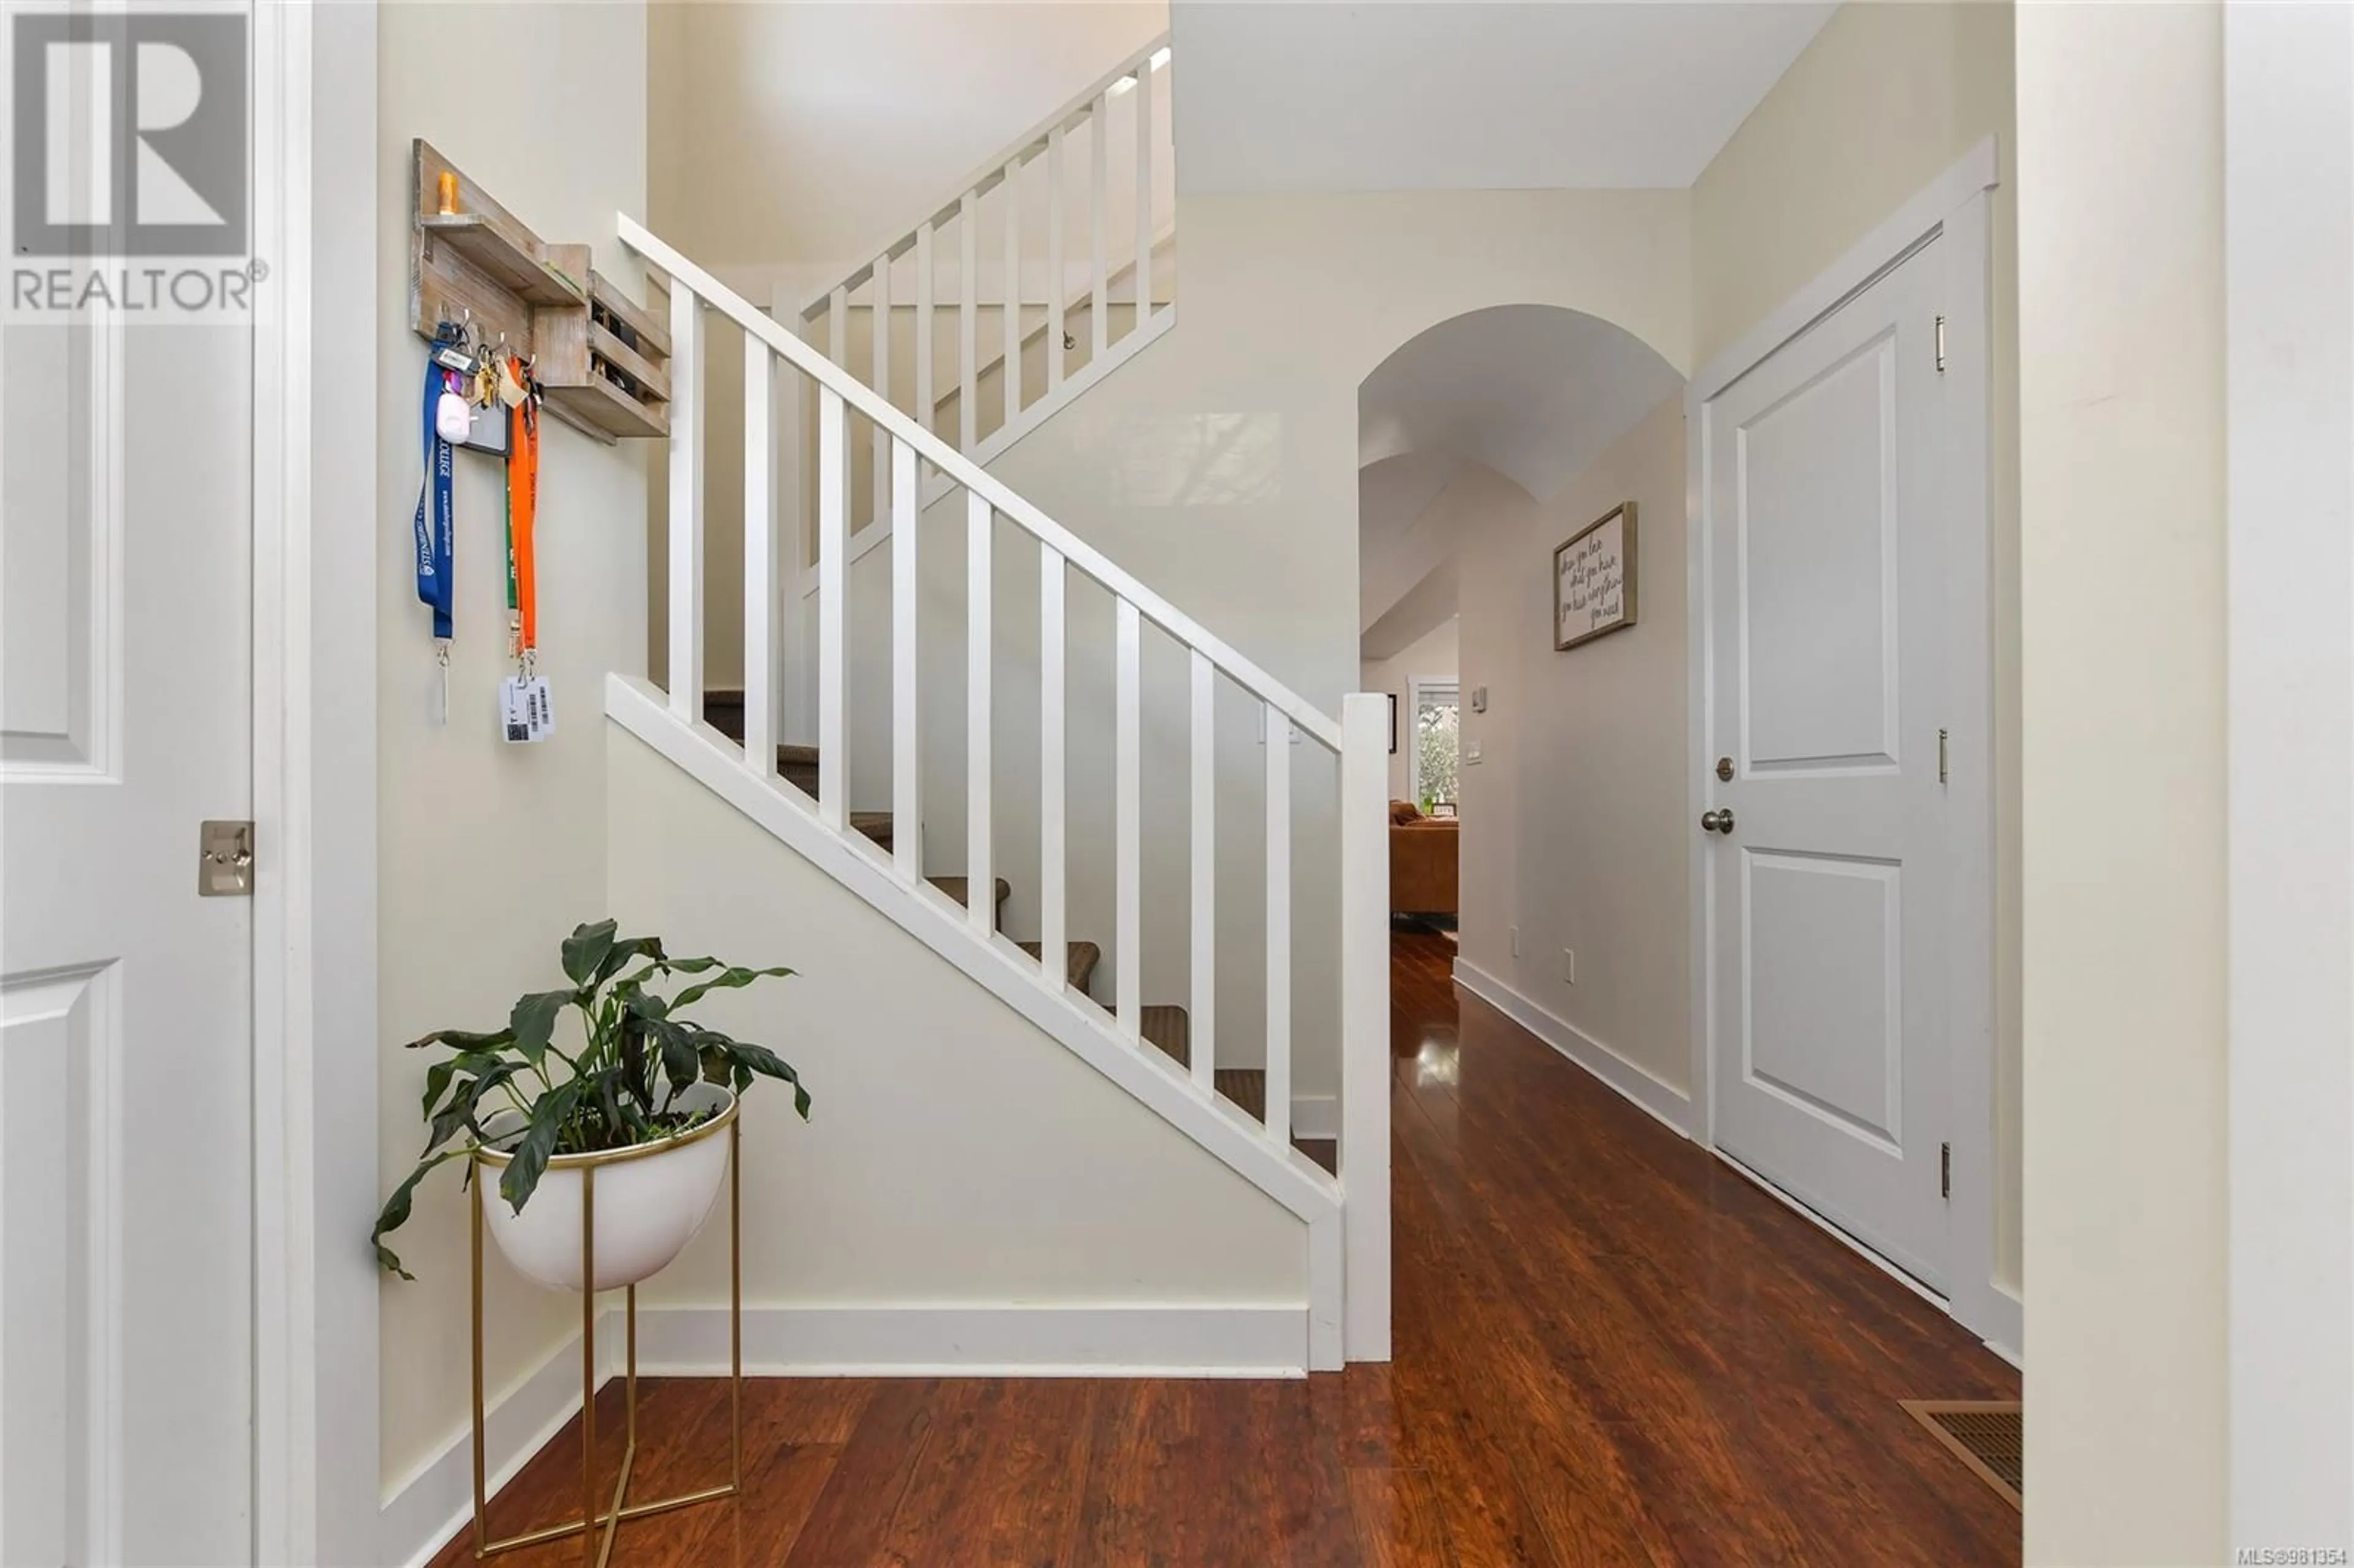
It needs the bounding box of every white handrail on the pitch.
[623,213,1343,753]
[796,32,1171,324]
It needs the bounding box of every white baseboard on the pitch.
[1289,1094,1339,1141]
[1980,1284,2025,1369]
[1452,958,1694,1136]
[635,1301,1309,1379]
[379,1301,1303,1566]
[379,1313,625,1568]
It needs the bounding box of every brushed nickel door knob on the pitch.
[1701,809,1735,836]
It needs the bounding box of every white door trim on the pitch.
[251,1,381,1560]
[1684,138,2012,1353]
[2222,2,2354,1546]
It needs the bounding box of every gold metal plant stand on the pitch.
[468,1116,743,1567]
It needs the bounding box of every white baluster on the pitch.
[967,490,994,935]
[891,438,921,885]
[827,284,847,370]
[1263,702,1290,1144]
[915,221,936,436]
[1116,598,1142,1037]
[1339,693,1392,1361]
[667,283,704,723]
[742,346,775,775]
[1134,61,1153,322]
[870,250,891,527]
[1189,649,1215,1090]
[1039,547,1067,989]
[1046,125,1066,393]
[1002,156,1022,427]
[1091,93,1110,360]
[776,368,809,748]
[959,191,978,454]
[815,386,847,831]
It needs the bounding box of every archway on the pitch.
[1357,303,1682,961]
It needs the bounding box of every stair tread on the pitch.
[1135,1007,1271,1123]
[928,875,1013,909]
[1139,1004,1191,1064]
[1016,940,1102,994]
[707,707,1337,1171]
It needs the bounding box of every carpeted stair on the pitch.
[703,693,1334,1166]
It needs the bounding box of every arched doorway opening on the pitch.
[1357,303,1682,972]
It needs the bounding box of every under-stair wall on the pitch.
[604,722,1316,1360]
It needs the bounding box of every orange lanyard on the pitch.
[504,358,540,660]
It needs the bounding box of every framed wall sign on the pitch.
[1553,501,1637,650]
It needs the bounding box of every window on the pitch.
[1410,680,1460,811]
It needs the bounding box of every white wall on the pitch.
[1453,396,1692,1100]
[1359,617,1458,804]
[373,0,651,1501]
[2224,2,2354,1550]
[1692,0,2022,1296]
[607,724,1307,1308]
[2017,2,2227,1559]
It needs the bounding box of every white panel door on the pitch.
[1704,237,1951,1291]
[1,310,254,1558]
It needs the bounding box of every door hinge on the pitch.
[1934,314,1948,373]
[200,819,254,897]
[1938,728,1950,785]
[1940,1142,1952,1201]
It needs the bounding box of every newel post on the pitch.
[1338,693,1392,1361]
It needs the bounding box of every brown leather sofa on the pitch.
[1389,801,1460,916]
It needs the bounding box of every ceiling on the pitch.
[1173,1,1837,193]
[1362,558,1461,662]
[1360,451,1464,560]
[1358,303,1682,501]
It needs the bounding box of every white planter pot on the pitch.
[475,1082,736,1293]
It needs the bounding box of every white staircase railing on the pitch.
[795,32,1176,530]
[617,215,1390,1365]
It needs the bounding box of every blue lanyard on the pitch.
[413,359,455,641]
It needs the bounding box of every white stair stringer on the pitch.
[604,672,1348,1369]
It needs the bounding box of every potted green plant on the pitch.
[371,919,810,1290]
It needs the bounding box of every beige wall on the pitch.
[1694,0,2018,366]
[1360,617,1460,805]
[608,725,1308,1309]
[375,0,650,1495]
[2017,2,2227,1559]
[648,1,1167,277]
[1693,0,2024,1296]
[1455,397,1694,1098]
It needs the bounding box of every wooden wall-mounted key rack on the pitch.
[409,140,670,444]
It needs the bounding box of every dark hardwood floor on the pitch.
[429,929,2019,1567]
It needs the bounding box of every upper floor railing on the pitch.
[792,33,1175,525]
